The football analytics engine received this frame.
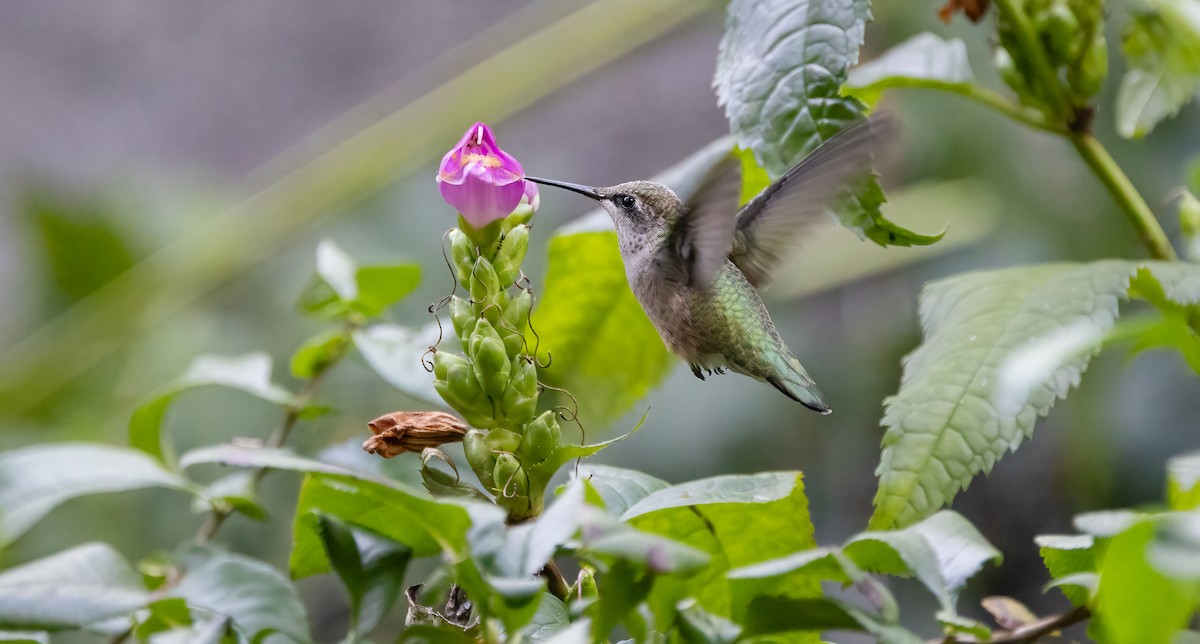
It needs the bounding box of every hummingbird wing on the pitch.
[672,152,744,290]
[730,116,888,287]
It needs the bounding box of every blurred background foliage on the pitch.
[0,0,1197,639]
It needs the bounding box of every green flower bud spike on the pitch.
[448,228,474,285]
[432,351,495,429]
[448,296,477,345]
[463,430,497,490]
[501,359,538,428]
[492,225,530,286]
[468,318,512,399]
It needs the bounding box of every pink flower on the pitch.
[437,122,530,227]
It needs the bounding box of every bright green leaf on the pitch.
[290,330,350,379]
[129,352,293,465]
[354,264,422,318]
[1036,534,1096,604]
[1116,0,1200,139]
[1092,520,1195,644]
[847,33,975,105]
[354,323,446,406]
[169,550,311,643]
[0,444,195,547]
[300,240,420,319]
[132,598,192,642]
[315,516,411,638]
[192,471,267,522]
[1168,451,1200,510]
[738,595,923,643]
[0,543,148,630]
[578,464,669,517]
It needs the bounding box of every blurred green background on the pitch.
[1,0,1197,640]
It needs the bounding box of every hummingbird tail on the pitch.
[766,365,831,415]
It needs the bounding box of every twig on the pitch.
[539,561,570,602]
[938,606,1091,644]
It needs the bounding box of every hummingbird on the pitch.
[528,117,888,413]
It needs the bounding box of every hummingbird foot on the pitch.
[714,366,727,375]
[689,362,706,381]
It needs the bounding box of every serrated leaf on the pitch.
[578,464,669,517]
[714,0,937,247]
[622,473,816,621]
[845,511,1000,612]
[129,352,293,465]
[0,444,196,547]
[847,33,975,105]
[1036,534,1096,605]
[0,543,148,630]
[354,323,445,406]
[169,550,311,643]
[870,262,1138,529]
[1075,510,1144,537]
[1168,451,1200,510]
[1116,0,1200,139]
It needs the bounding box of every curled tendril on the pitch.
[422,228,463,372]
[538,381,588,477]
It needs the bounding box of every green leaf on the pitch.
[132,598,192,641]
[590,559,654,641]
[0,632,48,644]
[181,443,355,477]
[532,228,674,427]
[299,240,420,319]
[578,464,669,517]
[1036,534,1096,605]
[290,330,350,379]
[1168,451,1200,510]
[1092,520,1195,644]
[520,594,570,641]
[396,624,478,643]
[290,473,473,578]
[847,33,975,105]
[675,599,742,644]
[314,515,411,638]
[622,473,816,620]
[870,262,1138,529]
[129,352,294,465]
[354,323,446,406]
[845,511,1000,611]
[1116,0,1200,139]
[714,0,937,247]
[0,443,196,547]
[193,471,267,522]
[1147,512,1200,580]
[738,596,923,643]
[169,550,311,643]
[0,543,148,630]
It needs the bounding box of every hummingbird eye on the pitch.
[616,194,637,210]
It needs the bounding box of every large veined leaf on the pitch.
[129,352,294,465]
[622,472,817,624]
[1116,0,1200,139]
[871,261,1200,529]
[0,543,148,630]
[169,550,311,643]
[578,464,669,517]
[847,33,974,105]
[0,444,196,547]
[715,0,938,247]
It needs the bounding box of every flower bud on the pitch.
[484,428,522,454]
[362,411,468,458]
[1039,1,1081,64]
[1068,33,1107,99]
[501,359,538,427]
[493,453,527,497]
[448,296,477,344]
[499,290,533,357]
[519,411,561,466]
[469,257,501,305]
[468,318,511,399]
[492,225,530,286]
[463,430,497,489]
[448,228,475,284]
[432,352,494,429]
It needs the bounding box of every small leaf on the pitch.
[845,511,1001,611]
[169,550,311,643]
[132,598,192,641]
[847,33,975,105]
[314,516,411,637]
[0,444,196,547]
[578,464,668,517]
[129,352,293,465]
[0,543,148,630]
[300,240,421,319]
[193,471,267,521]
[1116,0,1200,139]
[290,330,350,379]
[1036,534,1096,605]
[354,323,446,406]
[1075,510,1143,537]
[1167,451,1200,510]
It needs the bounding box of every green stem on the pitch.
[1070,133,1178,260]
[890,80,1064,134]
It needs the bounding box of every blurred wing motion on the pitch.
[671,152,744,290]
[731,115,891,287]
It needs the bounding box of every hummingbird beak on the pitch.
[526,176,602,200]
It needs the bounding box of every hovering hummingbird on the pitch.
[528,117,888,413]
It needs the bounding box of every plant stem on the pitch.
[881,80,1064,134]
[941,606,1090,643]
[1070,132,1178,260]
[194,342,341,544]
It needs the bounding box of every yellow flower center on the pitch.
[462,153,502,168]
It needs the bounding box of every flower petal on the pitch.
[440,175,526,228]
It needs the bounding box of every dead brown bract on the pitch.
[937,0,990,22]
[362,410,468,458]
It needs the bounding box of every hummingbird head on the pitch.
[526,177,684,244]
